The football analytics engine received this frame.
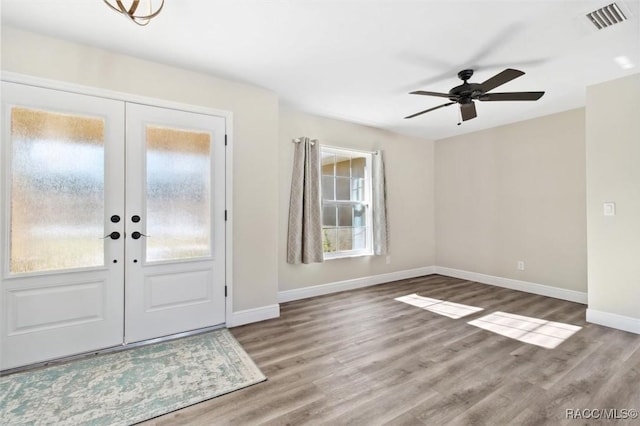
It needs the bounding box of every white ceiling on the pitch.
[2,0,639,140]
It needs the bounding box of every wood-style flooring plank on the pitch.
[143,275,640,426]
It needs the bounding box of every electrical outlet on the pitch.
[386,255,391,265]
[517,261,525,271]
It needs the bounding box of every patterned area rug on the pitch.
[0,329,266,425]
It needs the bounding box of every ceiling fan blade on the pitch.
[409,90,456,99]
[479,91,545,101]
[404,102,456,119]
[460,102,477,121]
[479,68,524,92]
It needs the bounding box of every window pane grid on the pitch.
[320,147,373,258]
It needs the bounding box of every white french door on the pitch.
[0,82,126,370]
[124,103,226,343]
[1,82,226,370]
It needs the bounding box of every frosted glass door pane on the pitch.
[10,107,105,273]
[146,126,211,262]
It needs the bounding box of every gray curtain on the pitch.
[287,137,324,264]
[372,150,389,255]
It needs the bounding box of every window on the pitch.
[321,147,373,259]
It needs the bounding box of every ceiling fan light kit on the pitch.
[405,68,545,123]
[103,0,164,26]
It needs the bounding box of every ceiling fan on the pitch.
[405,68,544,123]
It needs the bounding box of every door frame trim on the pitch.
[0,71,234,328]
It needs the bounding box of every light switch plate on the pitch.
[603,202,616,216]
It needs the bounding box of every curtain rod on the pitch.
[292,139,378,155]
[292,137,317,145]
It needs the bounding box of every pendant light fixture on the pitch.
[103,0,164,26]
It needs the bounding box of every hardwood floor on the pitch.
[144,275,640,425]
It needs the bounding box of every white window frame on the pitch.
[320,146,374,260]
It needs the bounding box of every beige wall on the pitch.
[279,106,435,291]
[435,109,587,292]
[586,73,640,320]
[1,27,279,312]
[7,27,635,329]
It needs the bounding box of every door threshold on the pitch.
[1,324,226,376]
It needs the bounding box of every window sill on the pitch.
[324,252,374,261]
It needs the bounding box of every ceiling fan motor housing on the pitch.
[449,83,484,101]
[450,69,484,101]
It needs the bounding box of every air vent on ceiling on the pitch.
[586,3,627,29]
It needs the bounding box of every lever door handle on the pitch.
[131,231,149,240]
[101,231,121,240]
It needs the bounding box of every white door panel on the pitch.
[124,103,226,343]
[2,271,118,366]
[1,82,125,369]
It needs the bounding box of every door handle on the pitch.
[101,231,121,240]
[131,231,149,240]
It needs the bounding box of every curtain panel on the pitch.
[372,150,389,255]
[286,137,324,264]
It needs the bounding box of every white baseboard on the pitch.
[228,304,280,327]
[278,266,436,303]
[586,309,640,334]
[232,268,636,336]
[277,265,588,305]
[434,266,588,304]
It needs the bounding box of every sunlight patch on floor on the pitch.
[394,293,484,319]
[468,311,582,349]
